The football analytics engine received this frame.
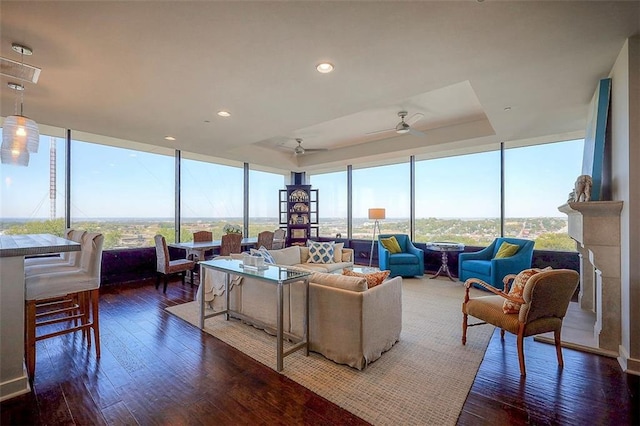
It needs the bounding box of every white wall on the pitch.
[610,35,640,374]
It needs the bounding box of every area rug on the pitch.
[166,277,492,425]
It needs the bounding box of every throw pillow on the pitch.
[333,242,344,263]
[249,246,275,264]
[380,236,402,254]
[495,242,520,259]
[502,267,551,314]
[307,241,335,264]
[342,269,390,288]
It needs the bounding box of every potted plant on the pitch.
[222,223,243,235]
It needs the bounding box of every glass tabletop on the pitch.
[200,258,310,282]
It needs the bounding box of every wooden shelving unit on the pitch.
[279,184,318,246]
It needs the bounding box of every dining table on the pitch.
[169,236,259,261]
[0,234,81,401]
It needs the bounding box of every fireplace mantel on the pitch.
[558,201,623,246]
[558,200,623,353]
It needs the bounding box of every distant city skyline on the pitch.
[1,134,583,220]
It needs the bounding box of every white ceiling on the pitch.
[1,1,638,173]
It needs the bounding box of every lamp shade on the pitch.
[2,114,39,154]
[368,208,386,220]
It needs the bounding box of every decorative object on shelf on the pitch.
[1,43,40,167]
[573,175,593,202]
[222,223,242,235]
[368,208,386,267]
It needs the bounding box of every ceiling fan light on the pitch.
[396,122,410,134]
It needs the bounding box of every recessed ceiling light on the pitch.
[316,62,334,73]
[217,111,231,117]
[164,136,176,141]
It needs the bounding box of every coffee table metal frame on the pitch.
[198,258,310,371]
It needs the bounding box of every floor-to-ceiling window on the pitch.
[1,132,67,237]
[309,170,348,238]
[352,162,410,240]
[414,150,501,245]
[248,168,285,237]
[70,138,174,248]
[181,156,244,241]
[504,139,584,250]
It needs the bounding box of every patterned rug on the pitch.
[166,276,492,425]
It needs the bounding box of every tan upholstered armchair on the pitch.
[462,268,579,376]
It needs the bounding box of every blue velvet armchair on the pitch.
[377,234,424,278]
[458,237,534,290]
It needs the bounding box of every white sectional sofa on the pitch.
[200,244,402,369]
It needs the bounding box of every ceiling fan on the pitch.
[368,111,426,137]
[292,138,328,156]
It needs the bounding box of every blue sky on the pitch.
[1,135,583,220]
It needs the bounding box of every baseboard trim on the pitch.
[534,335,618,358]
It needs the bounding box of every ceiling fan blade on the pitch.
[366,128,395,135]
[407,113,425,126]
[408,127,426,137]
[303,148,329,153]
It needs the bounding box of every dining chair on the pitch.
[272,228,286,249]
[24,232,104,380]
[189,230,214,261]
[256,230,274,250]
[154,235,196,293]
[220,233,243,256]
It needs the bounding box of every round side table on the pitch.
[426,242,465,281]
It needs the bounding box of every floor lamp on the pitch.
[368,208,386,267]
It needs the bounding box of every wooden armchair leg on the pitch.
[163,275,168,294]
[462,312,468,345]
[517,324,526,376]
[155,274,161,290]
[554,329,564,367]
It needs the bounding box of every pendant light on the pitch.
[1,43,39,166]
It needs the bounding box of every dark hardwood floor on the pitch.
[2,278,638,425]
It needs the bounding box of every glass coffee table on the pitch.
[198,258,311,372]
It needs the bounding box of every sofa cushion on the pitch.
[462,259,491,275]
[495,241,520,259]
[380,236,402,253]
[269,246,301,266]
[342,269,390,288]
[310,272,368,292]
[299,261,353,273]
[307,241,335,264]
[388,253,419,265]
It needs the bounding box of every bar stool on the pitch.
[24,232,104,381]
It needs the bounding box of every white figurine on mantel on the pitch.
[573,175,593,202]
